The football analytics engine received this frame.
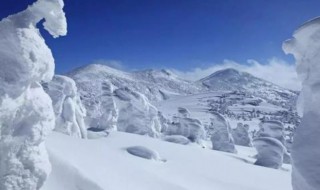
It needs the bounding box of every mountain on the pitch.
[66,64,299,145]
[68,64,204,102]
[199,68,298,109]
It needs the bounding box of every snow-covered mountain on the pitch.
[68,64,204,102]
[199,68,298,109]
[66,64,299,146]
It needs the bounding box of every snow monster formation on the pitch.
[0,0,67,189]
[253,121,288,169]
[43,75,87,139]
[231,123,252,147]
[115,87,162,137]
[283,17,320,190]
[210,112,237,153]
[165,107,206,143]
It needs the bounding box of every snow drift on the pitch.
[283,16,320,190]
[0,0,67,189]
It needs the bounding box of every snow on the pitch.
[43,75,87,138]
[43,132,291,190]
[163,135,191,145]
[0,0,67,189]
[126,146,163,161]
[283,16,320,190]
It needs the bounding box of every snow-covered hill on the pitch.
[199,68,298,109]
[42,132,291,190]
[68,64,204,102]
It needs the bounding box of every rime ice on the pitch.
[0,0,67,189]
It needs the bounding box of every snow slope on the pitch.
[43,132,291,190]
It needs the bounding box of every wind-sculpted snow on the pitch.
[43,75,87,138]
[210,112,237,153]
[115,88,162,137]
[0,0,67,189]
[163,135,191,145]
[283,16,320,190]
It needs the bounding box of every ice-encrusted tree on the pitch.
[231,123,252,147]
[43,75,87,139]
[253,121,290,168]
[0,0,67,189]
[210,112,237,153]
[115,87,162,137]
[165,107,206,143]
[283,17,320,190]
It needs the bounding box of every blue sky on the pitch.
[1,0,320,75]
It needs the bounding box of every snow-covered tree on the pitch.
[210,112,237,153]
[253,137,286,169]
[165,107,206,143]
[256,120,286,144]
[283,16,320,190]
[0,0,67,189]
[43,75,87,138]
[231,123,252,147]
[253,120,290,168]
[115,87,162,137]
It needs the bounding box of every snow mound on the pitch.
[283,16,320,190]
[210,112,237,153]
[43,75,87,138]
[163,135,191,145]
[126,146,162,161]
[0,0,67,189]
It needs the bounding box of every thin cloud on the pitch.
[172,58,301,91]
[91,59,126,70]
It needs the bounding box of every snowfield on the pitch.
[43,132,291,190]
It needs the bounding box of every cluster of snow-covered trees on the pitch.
[0,0,319,189]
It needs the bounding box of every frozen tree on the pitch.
[256,121,286,144]
[210,112,237,153]
[115,87,162,137]
[253,137,286,169]
[74,80,118,131]
[0,0,67,189]
[43,75,87,138]
[231,123,252,147]
[283,17,320,190]
[165,107,206,143]
[254,121,291,167]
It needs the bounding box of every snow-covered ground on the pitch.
[43,132,291,190]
